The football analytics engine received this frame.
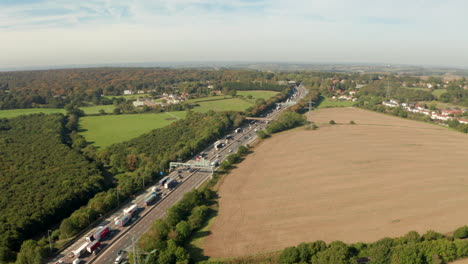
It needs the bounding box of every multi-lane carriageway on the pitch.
[50,85,306,264]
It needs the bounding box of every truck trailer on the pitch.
[123,204,137,215]
[144,192,158,206]
[164,178,178,189]
[114,213,131,227]
[72,242,89,258]
[85,234,95,243]
[93,226,110,241]
[86,240,101,253]
[158,176,170,186]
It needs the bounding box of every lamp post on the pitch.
[47,230,53,251]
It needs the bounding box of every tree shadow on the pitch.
[187,207,219,262]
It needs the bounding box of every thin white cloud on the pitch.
[1,0,468,68]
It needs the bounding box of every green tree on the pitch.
[311,241,351,264]
[390,243,423,264]
[453,226,468,239]
[278,246,300,264]
[15,240,46,264]
[422,230,444,241]
[175,221,191,242]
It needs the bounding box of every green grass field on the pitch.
[316,97,355,108]
[81,105,116,115]
[188,97,253,113]
[0,105,116,118]
[419,100,467,110]
[80,90,279,147]
[188,91,278,112]
[79,111,187,148]
[0,108,65,118]
[432,89,447,99]
[402,86,431,91]
[237,90,279,100]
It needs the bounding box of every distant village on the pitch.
[119,89,188,108]
[382,99,468,124]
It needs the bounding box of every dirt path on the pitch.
[203,108,468,258]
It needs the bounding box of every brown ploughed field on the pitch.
[452,259,468,264]
[203,107,468,258]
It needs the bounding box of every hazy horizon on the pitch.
[2,0,468,69]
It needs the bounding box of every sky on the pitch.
[1,0,468,69]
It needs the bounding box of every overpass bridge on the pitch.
[245,117,272,121]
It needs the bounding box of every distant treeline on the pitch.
[0,68,287,110]
[224,82,287,92]
[0,114,104,262]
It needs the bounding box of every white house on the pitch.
[459,118,468,124]
[124,90,134,95]
[133,100,145,107]
[383,101,399,107]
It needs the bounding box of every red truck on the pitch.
[93,226,110,241]
[86,240,101,253]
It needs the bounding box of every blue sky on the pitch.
[1,0,468,68]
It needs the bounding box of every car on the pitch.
[177,170,182,173]
[55,260,64,264]
[93,247,101,255]
[73,259,84,264]
[115,255,124,264]
[216,154,221,158]
[228,149,233,153]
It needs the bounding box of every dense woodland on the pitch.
[0,68,288,110]
[0,114,104,262]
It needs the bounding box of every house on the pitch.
[207,85,214,89]
[383,101,399,107]
[421,110,431,116]
[390,99,399,105]
[137,90,145,94]
[124,90,134,95]
[431,113,452,121]
[459,118,468,124]
[133,99,160,108]
[415,105,426,111]
[441,108,463,116]
[349,90,357,96]
[338,95,352,101]
[133,100,145,107]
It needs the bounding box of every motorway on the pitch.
[50,85,307,264]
